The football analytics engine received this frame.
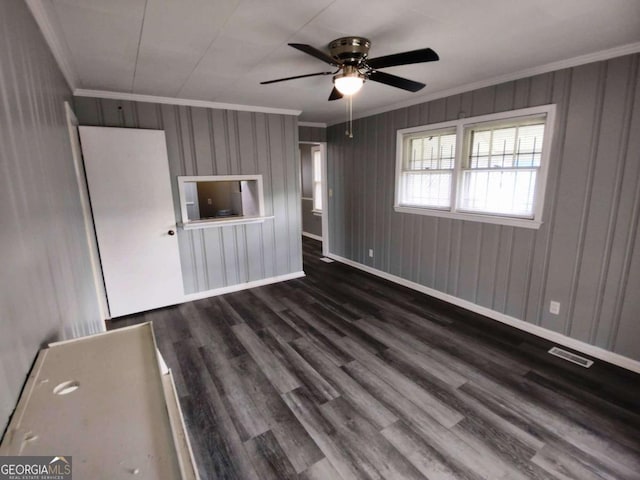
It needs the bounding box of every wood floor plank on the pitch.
[243,430,299,480]
[215,296,247,326]
[337,278,454,327]
[299,457,344,480]
[382,420,480,480]
[531,444,620,480]
[343,360,509,480]
[338,337,464,429]
[199,345,270,442]
[231,323,301,394]
[306,302,388,354]
[375,308,532,377]
[231,354,325,474]
[354,317,468,388]
[291,277,373,319]
[281,387,372,480]
[268,311,304,342]
[248,285,288,313]
[291,337,398,430]
[280,296,348,343]
[259,328,340,404]
[225,290,280,331]
[523,370,640,454]
[180,299,248,358]
[275,308,353,366]
[173,340,260,480]
[319,397,428,480]
[461,378,640,479]
[379,348,546,455]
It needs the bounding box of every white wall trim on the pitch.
[26,0,79,90]
[74,89,302,116]
[326,253,640,374]
[326,41,640,126]
[299,121,327,128]
[183,271,305,302]
[302,232,322,242]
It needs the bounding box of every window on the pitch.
[312,146,322,212]
[399,128,456,209]
[177,175,266,229]
[395,105,555,228]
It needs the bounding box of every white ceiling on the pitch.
[40,0,640,123]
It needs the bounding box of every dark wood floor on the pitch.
[111,237,640,480]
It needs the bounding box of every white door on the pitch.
[79,126,184,318]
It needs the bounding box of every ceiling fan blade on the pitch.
[289,43,338,66]
[328,86,343,101]
[260,71,334,85]
[368,71,425,92]
[367,48,439,69]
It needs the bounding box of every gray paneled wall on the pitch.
[328,53,640,361]
[0,2,104,431]
[74,98,303,294]
[299,125,326,142]
[300,144,322,237]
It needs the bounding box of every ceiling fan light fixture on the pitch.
[333,66,364,96]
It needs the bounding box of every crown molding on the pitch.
[26,0,78,90]
[74,89,303,116]
[298,121,327,128]
[326,41,640,126]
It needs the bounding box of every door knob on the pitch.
[168,230,175,236]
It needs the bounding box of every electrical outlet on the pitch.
[207,198,212,205]
[329,188,333,197]
[549,301,560,315]
[368,249,374,258]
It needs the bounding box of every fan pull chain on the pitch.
[345,95,354,139]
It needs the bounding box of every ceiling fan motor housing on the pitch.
[329,37,371,65]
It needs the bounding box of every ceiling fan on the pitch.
[260,36,439,100]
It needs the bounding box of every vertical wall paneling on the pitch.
[74,98,302,295]
[527,69,573,327]
[298,125,326,143]
[327,53,640,361]
[0,2,103,431]
[564,62,607,338]
[596,57,640,351]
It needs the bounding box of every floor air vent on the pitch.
[548,347,594,368]
[319,257,334,263]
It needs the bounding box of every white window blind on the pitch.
[399,129,456,209]
[460,118,545,218]
[312,147,322,212]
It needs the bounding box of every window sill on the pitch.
[180,215,274,230]
[394,205,542,229]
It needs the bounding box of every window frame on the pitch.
[177,174,268,230]
[398,126,458,210]
[394,104,556,229]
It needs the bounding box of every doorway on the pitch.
[299,141,328,256]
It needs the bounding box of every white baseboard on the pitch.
[184,271,305,302]
[302,232,323,242]
[326,253,640,374]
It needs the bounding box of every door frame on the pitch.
[299,141,329,257]
[64,102,110,321]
